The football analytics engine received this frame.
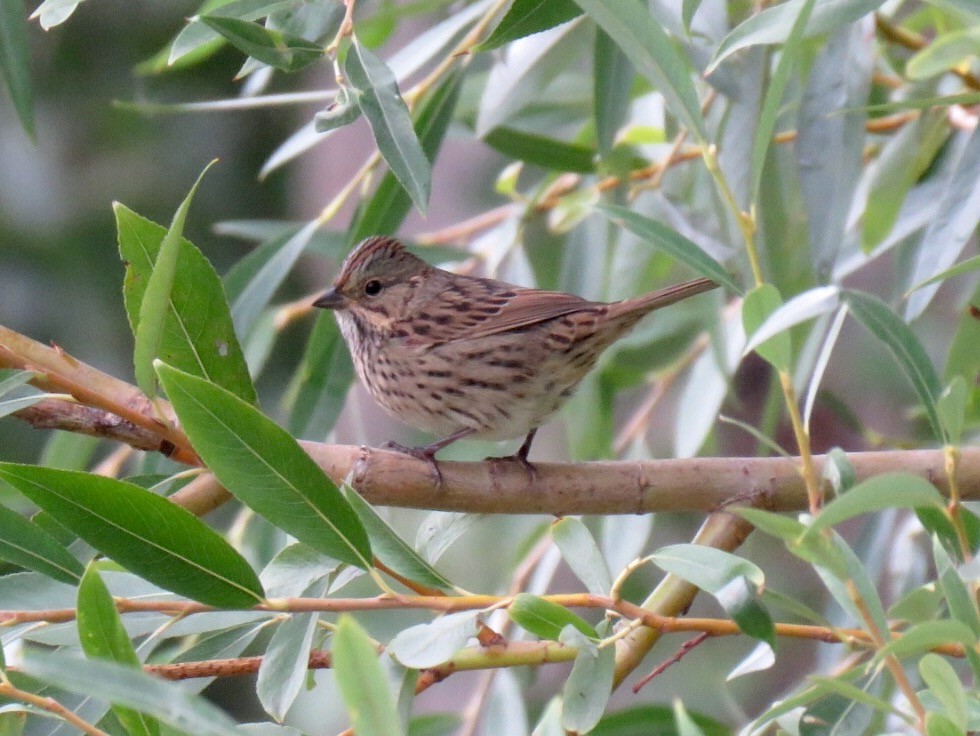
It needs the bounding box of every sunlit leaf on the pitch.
[0,464,264,607]
[157,363,371,569]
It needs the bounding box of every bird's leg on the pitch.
[486,428,538,480]
[384,428,475,486]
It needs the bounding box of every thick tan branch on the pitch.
[286,443,978,515]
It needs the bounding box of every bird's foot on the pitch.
[484,451,537,482]
[383,440,443,486]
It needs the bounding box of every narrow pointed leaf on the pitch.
[77,564,161,736]
[841,289,944,442]
[710,0,886,71]
[743,286,840,356]
[508,593,596,641]
[551,518,611,595]
[116,202,257,405]
[134,161,216,398]
[333,615,403,736]
[808,472,943,535]
[0,464,264,608]
[200,15,323,71]
[257,578,328,721]
[572,0,705,140]
[156,363,372,569]
[388,609,482,668]
[476,0,581,51]
[561,637,614,734]
[598,205,739,292]
[231,219,319,336]
[349,69,461,241]
[342,486,452,592]
[651,544,774,645]
[749,0,816,203]
[19,649,244,736]
[906,124,980,320]
[0,502,83,584]
[346,39,431,213]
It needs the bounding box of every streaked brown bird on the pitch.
[313,235,717,476]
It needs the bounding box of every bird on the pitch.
[313,235,718,478]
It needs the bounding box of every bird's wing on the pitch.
[396,280,601,346]
[450,288,598,341]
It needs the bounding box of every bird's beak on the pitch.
[312,288,345,310]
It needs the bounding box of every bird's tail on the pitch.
[612,277,719,318]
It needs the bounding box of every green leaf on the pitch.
[349,69,462,242]
[594,27,634,156]
[742,285,840,357]
[710,0,887,71]
[476,0,581,51]
[19,649,244,736]
[908,253,980,294]
[842,289,945,442]
[167,0,302,65]
[598,205,739,293]
[926,712,966,736]
[572,0,706,141]
[115,202,257,405]
[797,25,870,279]
[284,315,354,439]
[731,506,806,541]
[133,161,215,398]
[592,705,729,736]
[482,127,596,173]
[0,0,35,138]
[200,15,323,71]
[509,593,596,641]
[932,538,980,679]
[342,486,452,592]
[257,577,328,722]
[742,284,791,371]
[651,543,764,590]
[156,363,372,569]
[806,473,944,534]
[674,700,709,736]
[387,609,483,668]
[805,675,904,719]
[0,464,264,608]
[561,633,614,734]
[333,615,404,736]
[0,502,83,584]
[78,564,161,736]
[231,220,319,336]
[920,653,968,730]
[651,544,774,646]
[346,38,431,214]
[907,27,980,81]
[551,518,611,595]
[749,0,816,204]
[876,620,977,660]
[906,124,980,320]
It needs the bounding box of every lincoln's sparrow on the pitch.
[313,236,717,474]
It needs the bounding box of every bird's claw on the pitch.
[383,440,443,486]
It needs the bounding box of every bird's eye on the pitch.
[364,279,383,296]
